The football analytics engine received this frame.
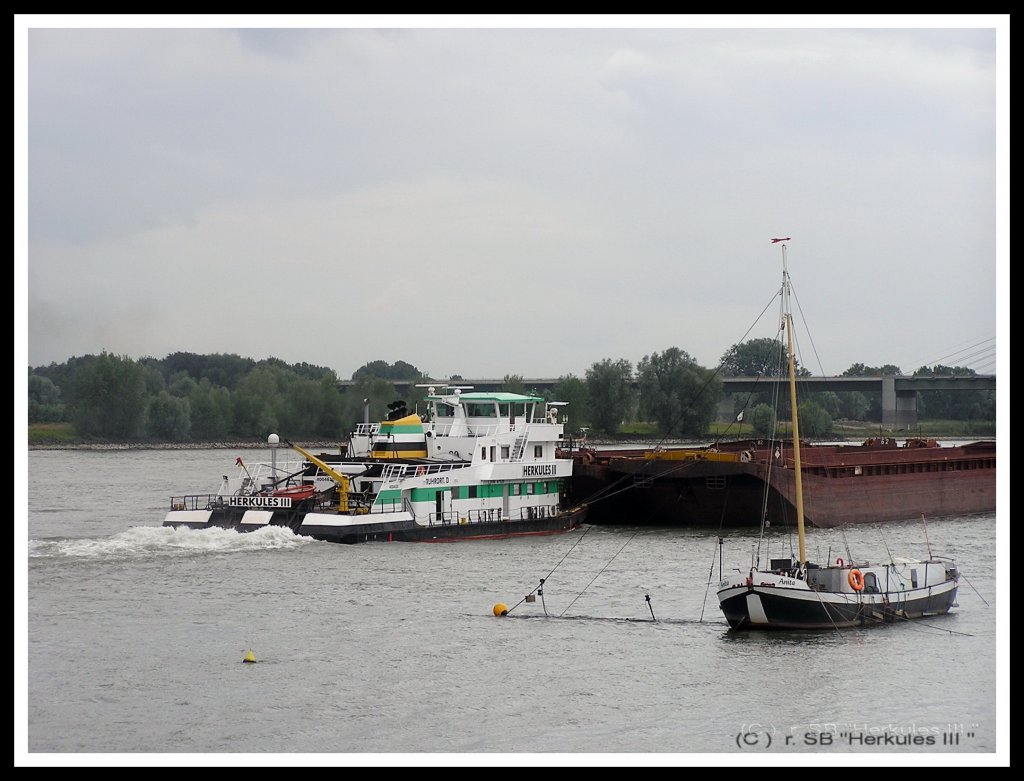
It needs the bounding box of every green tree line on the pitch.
[27,345,995,443]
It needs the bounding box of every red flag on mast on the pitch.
[770,237,791,243]
[236,457,244,466]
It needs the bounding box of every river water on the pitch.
[19,448,1006,766]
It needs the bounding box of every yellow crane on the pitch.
[286,440,352,513]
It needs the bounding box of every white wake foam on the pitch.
[28,524,317,559]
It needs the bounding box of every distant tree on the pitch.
[68,352,147,439]
[749,403,776,438]
[637,348,720,437]
[27,374,65,423]
[720,337,810,419]
[139,358,167,395]
[586,358,635,435]
[501,374,527,394]
[344,376,399,431]
[842,363,902,377]
[28,374,61,406]
[163,352,255,390]
[835,364,901,422]
[352,360,423,381]
[167,370,198,398]
[797,400,832,438]
[314,373,346,438]
[352,360,389,380]
[390,360,422,380]
[720,337,787,377]
[189,380,232,441]
[837,391,870,421]
[811,390,841,420]
[912,365,994,420]
[275,376,334,440]
[289,361,336,381]
[552,374,591,429]
[230,364,290,437]
[146,391,192,441]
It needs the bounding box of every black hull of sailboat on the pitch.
[718,585,958,630]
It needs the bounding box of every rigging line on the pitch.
[556,488,681,620]
[958,572,991,607]
[967,358,996,373]
[558,530,639,618]
[841,524,854,567]
[871,609,974,637]
[712,373,774,447]
[804,584,847,642]
[504,524,597,615]
[629,282,785,463]
[574,284,785,512]
[787,277,828,379]
[878,526,896,566]
[914,335,997,370]
[949,345,998,364]
[570,448,708,510]
[699,489,730,622]
[755,328,788,564]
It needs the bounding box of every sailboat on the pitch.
[715,242,961,630]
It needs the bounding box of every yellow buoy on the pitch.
[243,649,257,663]
[492,603,508,616]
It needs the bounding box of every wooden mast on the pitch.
[782,245,807,567]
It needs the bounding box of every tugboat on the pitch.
[163,387,588,544]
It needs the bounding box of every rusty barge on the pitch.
[566,437,996,528]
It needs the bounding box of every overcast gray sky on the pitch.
[17,16,1007,381]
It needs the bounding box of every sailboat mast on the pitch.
[782,246,807,566]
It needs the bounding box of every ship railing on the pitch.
[169,494,223,511]
[380,462,465,481]
[425,509,497,526]
[511,505,558,520]
[367,497,404,514]
[353,423,380,435]
[431,422,531,437]
[230,459,331,489]
[423,503,563,526]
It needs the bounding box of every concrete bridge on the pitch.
[338,374,996,429]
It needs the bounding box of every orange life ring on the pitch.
[848,569,864,592]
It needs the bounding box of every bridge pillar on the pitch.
[717,394,736,423]
[881,376,918,429]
